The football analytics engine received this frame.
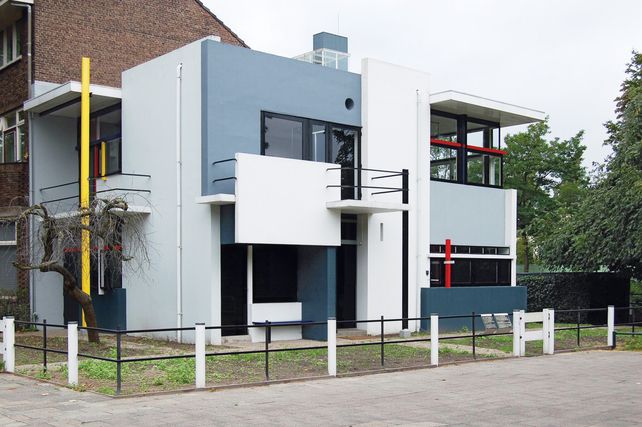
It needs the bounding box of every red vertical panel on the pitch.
[445,239,452,288]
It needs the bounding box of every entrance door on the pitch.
[221,245,247,336]
[336,245,357,328]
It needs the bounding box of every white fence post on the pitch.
[3,317,15,373]
[543,309,550,354]
[547,309,555,354]
[67,322,78,386]
[519,310,526,356]
[512,310,521,357]
[607,305,615,348]
[327,318,336,376]
[430,314,439,366]
[195,323,206,388]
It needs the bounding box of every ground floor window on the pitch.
[253,245,298,303]
[0,222,17,292]
[430,258,511,287]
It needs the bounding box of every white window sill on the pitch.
[0,56,22,72]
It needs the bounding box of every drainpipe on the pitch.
[176,63,183,342]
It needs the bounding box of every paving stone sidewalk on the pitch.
[0,350,640,426]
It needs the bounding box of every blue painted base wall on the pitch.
[420,286,527,332]
[298,247,336,340]
[93,288,127,330]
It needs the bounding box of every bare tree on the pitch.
[1,197,149,343]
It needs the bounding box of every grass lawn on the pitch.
[15,339,476,396]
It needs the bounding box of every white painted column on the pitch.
[327,318,336,376]
[548,309,555,355]
[430,314,439,366]
[195,323,206,388]
[67,322,78,386]
[543,309,550,355]
[512,310,521,357]
[607,305,615,347]
[519,310,526,356]
[3,317,15,373]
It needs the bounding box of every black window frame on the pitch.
[429,257,512,287]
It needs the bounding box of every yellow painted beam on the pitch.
[80,57,91,327]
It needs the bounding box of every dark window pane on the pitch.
[498,260,511,284]
[0,222,15,241]
[341,215,357,241]
[3,131,16,162]
[331,127,356,199]
[264,116,303,160]
[0,246,17,291]
[430,259,443,287]
[430,114,458,141]
[451,260,471,285]
[253,245,298,303]
[473,260,497,284]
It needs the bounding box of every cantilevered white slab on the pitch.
[430,90,545,127]
[195,194,236,205]
[24,81,121,118]
[326,199,408,214]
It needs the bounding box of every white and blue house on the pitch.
[24,32,544,342]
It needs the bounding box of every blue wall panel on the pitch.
[297,246,336,340]
[420,286,527,332]
[201,40,361,195]
[93,288,127,330]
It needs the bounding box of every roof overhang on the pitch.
[430,90,545,127]
[0,0,32,28]
[23,81,121,118]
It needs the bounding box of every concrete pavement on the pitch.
[0,350,640,426]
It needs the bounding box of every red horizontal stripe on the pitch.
[466,145,507,156]
[430,138,462,148]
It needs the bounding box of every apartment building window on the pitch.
[430,110,505,188]
[0,222,17,292]
[0,110,26,163]
[0,23,21,68]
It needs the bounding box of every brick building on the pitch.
[0,0,245,313]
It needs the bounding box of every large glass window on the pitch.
[84,105,122,181]
[261,112,360,198]
[263,115,304,160]
[253,245,298,303]
[430,258,512,287]
[431,113,458,142]
[466,150,502,187]
[0,109,26,163]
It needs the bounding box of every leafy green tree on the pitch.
[539,51,642,279]
[504,120,587,272]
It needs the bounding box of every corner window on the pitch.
[0,109,26,163]
[263,115,304,160]
[430,257,512,287]
[0,23,21,68]
[430,144,458,181]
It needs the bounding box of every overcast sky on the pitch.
[205,0,642,167]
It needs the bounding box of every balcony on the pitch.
[198,153,408,246]
[38,173,151,216]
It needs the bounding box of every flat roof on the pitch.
[23,81,121,118]
[430,90,545,127]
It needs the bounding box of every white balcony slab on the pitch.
[326,199,408,214]
[195,194,236,205]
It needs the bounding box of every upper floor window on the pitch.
[0,23,21,68]
[262,111,360,198]
[0,109,26,163]
[430,110,505,188]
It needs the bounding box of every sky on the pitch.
[204,0,642,168]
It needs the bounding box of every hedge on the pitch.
[517,272,631,324]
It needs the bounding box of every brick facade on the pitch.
[32,0,247,87]
[0,0,246,313]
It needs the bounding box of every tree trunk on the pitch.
[523,232,530,273]
[44,264,100,343]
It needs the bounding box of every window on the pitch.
[253,245,298,303]
[0,109,26,163]
[80,105,122,183]
[0,222,17,292]
[430,244,510,256]
[430,110,505,188]
[0,23,21,68]
[430,257,512,287]
[261,112,361,198]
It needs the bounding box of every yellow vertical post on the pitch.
[101,141,106,181]
[80,57,91,327]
